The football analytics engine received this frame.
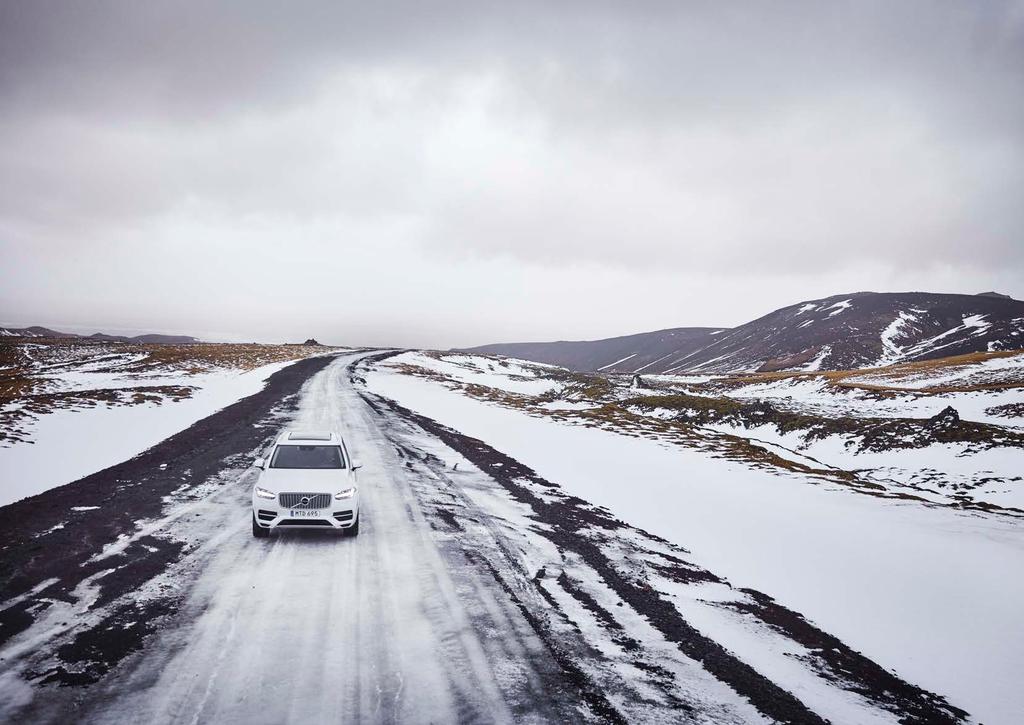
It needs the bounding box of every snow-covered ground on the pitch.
[706,422,1024,508]
[364,353,1024,725]
[4,349,1018,723]
[847,351,1024,389]
[401,352,563,395]
[661,366,1024,430]
[382,352,1024,509]
[0,360,299,506]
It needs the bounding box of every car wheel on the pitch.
[345,514,360,537]
[252,513,270,538]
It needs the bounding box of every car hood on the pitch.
[257,468,354,494]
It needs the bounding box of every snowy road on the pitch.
[82,353,572,724]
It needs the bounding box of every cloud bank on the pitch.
[2,1,1022,346]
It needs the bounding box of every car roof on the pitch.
[275,430,341,445]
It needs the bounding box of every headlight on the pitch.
[334,486,357,500]
[254,486,276,500]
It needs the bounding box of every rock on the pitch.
[302,338,321,346]
[929,406,960,429]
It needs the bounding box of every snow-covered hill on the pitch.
[467,291,1024,374]
[671,292,1024,373]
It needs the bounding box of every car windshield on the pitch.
[270,445,345,469]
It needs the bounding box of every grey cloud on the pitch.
[1,1,1022,344]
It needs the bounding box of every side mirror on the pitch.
[351,459,363,470]
[254,457,265,470]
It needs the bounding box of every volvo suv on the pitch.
[251,430,361,538]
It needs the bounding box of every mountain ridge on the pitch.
[464,291,1024,374]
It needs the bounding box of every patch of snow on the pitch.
[537,400,597,411]
[876,311,918,366]
[597,353,638,371]
[962,314,991,334]
[632,353,675,374]
[904,314,991,358]
[801,345,831,372]
[386,352,560,396]
[826,299,852,316]
[646,374,717,385]
[795,303,819,315]
[680,352,737,373]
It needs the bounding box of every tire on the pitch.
[252,513,270,538]
[345,514,360,537]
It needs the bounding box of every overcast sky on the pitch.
[1,1,1022,347]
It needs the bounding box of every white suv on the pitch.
[251,430,361,538]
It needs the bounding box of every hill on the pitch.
[466,291,1024,374]
[0,326,198,344]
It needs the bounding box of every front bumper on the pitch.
[252,496,358,530]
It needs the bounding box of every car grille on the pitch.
[278,492,331,509]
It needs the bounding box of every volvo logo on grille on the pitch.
[280,492,325,509]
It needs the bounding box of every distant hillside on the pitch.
[466,291,1024,374]
[0,326,199,344]
[467,327,726,373]
[0,326,75,339]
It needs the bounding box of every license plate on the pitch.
[289,509,321,518]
